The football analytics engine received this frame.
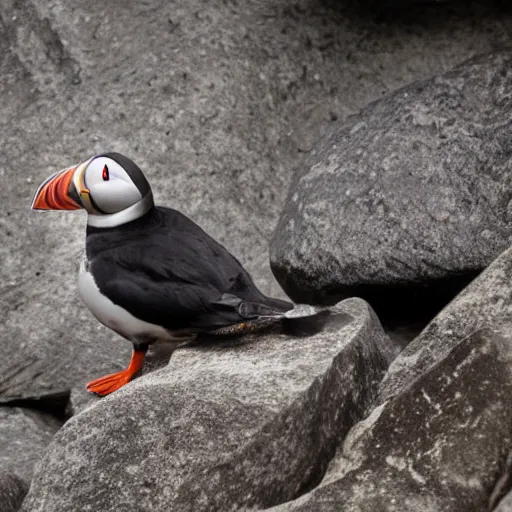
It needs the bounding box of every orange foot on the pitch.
[87,349,146,397]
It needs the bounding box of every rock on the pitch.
[0,473,28,512]
[21,299,395,512]
[269,244,512,511]
[270,51,512,317]
[496,487,512,512]
[380,244,512,402]
[2,0,511,403]
[267,328,512,512]
[67,342,179,416]
[0,407,61,481]
[490,451,512,511]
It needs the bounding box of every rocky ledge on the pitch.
[21,300,394,512]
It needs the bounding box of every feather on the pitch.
[86,206,292,333]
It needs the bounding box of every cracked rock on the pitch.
[21,299,395,512]
[270,245,512,511]
[270,51,512,316]
[268,328,512,512]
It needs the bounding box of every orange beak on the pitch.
[31,166,82,210]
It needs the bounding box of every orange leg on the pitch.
[87,349,146,397]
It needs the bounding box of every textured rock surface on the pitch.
[0,407,61,481]
[270,51,512,312]
[0,473,28,512]
[2,0,512,400]
[491,450,512,511]
[496,489,512,512]
[21,299,395,512]
[268,328,512,512]
[380,244,512,402]
[266,247,512,511]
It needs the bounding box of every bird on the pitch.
[31,152,293,396]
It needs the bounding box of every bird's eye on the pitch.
[102,164,109,181]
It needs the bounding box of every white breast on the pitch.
[77,257,177,343]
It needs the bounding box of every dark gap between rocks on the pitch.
[317,0,512,24]
[0,389,72,423]
[347,270,481,347]
[275,267,481,349]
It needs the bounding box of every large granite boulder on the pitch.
[268,328,512,512]
[270,51,512,315]
[21,299,395,512]
[0,407,61,481]
[1,0,510,403]
[0,473,28,512]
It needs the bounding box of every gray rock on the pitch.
[21,299,395,512]
[268,328,512,512]
[380,244,512,402]
[270,245,512,511]
[0,407,61,481]
[490,451,512,511]
[67,342,180,416]
[2,0,511,402]
[0,473,28,512]
[270,51,512,313]
[496,487,512,512]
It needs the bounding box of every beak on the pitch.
[31,166,82,210]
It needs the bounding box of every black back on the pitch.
[86,207,292,333]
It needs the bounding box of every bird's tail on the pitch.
[238,296,293,319]
[213,293,293,319]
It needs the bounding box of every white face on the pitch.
[84,156,143,214]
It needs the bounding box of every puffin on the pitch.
[31,153,293,396]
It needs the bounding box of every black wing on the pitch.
[87,207,292,333]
